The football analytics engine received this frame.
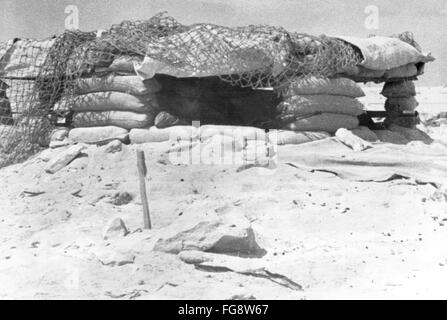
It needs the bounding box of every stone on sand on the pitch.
[44,144,86,174]
[104,140,122,153]
[97,251,135,267]
[154,214,261,254]
[107,192,133,206]
[103,217,129,240]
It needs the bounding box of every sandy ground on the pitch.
[0,86,447,300]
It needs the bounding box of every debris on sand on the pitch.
[104,140,123,154]
[44,144,86,174]
[97,251,135,267]
[102,217,129,240]
[153,215,263,255]
[107,192,133,206]
[179,250,303,291]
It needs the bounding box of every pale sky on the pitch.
[1,0,446,85]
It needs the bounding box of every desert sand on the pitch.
[0,86,446,300]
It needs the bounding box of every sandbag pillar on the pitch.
[381,80,419,128]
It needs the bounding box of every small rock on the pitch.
[108,192,133,206]
[103,218,129,240]
[229,293,256,300]
[98,252,135,267]
[30,241,40,248]
[178,250,212,264]
[45,144,86,174]
[104,140,122,153]
[154,214,262,255]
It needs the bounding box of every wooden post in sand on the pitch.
[136,150,152,229]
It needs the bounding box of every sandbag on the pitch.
[277,95,365,117]
[54,92,158,113]
[154,111,182,129]
[285,113,359,132]
[268,130,330,145]
[351,126,379,142]
[66,42,112,75]
[199,134,245,156]
[0,39,55,78]
[334,36,433,70]
[345,66,386,78]
[385,97,419,112]
[388,124,433,144]
[392,32,422,52]
[381,81,416,98]
[69,126,129,144]
[385,114,420,128]
[73,75,161,96]
[4,80,36,113]
[373,130,409,145]
[281,77,365,98]
[384,63,418,79]
[199,125,266,141]
[129,126,199,143]
[72,111,154,130]
[95,55,142,74]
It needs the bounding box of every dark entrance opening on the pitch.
[155,75,280,128]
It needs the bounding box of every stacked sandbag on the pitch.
[0,39,54,123]
[54,72,161,143]
[342,63,422,83]
[381,80,419,128]
[129,125,266,144]
[130,126,199,144]
[335,35,433,83]
[94,55,143,75]
[276,77,366,135]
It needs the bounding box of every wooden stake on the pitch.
[136,150,152,229]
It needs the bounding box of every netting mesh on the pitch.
[0,12,362,167]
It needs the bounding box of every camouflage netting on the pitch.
[0,12,364,167]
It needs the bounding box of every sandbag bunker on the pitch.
[0,14,435,153]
